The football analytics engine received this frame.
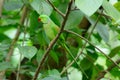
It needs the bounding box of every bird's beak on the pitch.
[38,18,41,22]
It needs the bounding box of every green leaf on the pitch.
[80,58,92,70]
[86,45,98,60]
[0,34,10,41]
[4,0,23,11]
[50,50,59,64]
[29,11,48,45]
[0,40,10,51]
[88,16,109,42]
[31,0,52,16]
[60,77,67,80]
[75,0,103,16]
[109,46,120,57]
[18,46,37,60]
[96,23,109,42]
[114,2,120,12]
[110,67,120,78]
[50,11,63,27]
[102,0,120,25]
[29,11,40,33]
[65,10,84,29]
[48,69,60,76]
[10,49,21,67]
[43,69,61,80]
[68,67,82,80]
[36,49,44,63]
[0,62,13,71]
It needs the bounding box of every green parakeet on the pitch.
[38,15,86,74]
[38,15,87,77]
[38,14,72,55]
[38,15,62,41]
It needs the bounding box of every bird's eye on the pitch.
[38,18,41,22]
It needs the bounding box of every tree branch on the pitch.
[0,6,28,79]
[32,0,74,80]
[96,59,120,80]
[6,6,28,62]
[46,0,65,18]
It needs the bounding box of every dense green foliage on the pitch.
[0,0,120,80]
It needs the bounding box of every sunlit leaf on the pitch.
[31,0,52,15]
[43,69,61,80]
[102,0,120,25]
[114,2,120,12]
[88,16,109,42]
[4,0,23,11]
[75,0,103,16]
[65,10,84,29]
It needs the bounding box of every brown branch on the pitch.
[96,59,120,80]
[32,0,74,80]
[0,6,28,79]
[46,0,65,18]
[0,0,4,18]
[61,10,104,75]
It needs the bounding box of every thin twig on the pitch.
[32,0,74,80]
[0,6,28,79]
[96,59,120,80]
[61,10,104,75]
[6,5,28,62]
[64,30,120,68]
[46,0,65,18]
[16,8,28,80]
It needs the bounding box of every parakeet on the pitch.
[39,14,74,53]
[38,14,85,73]
[38,15,62,41]
[38,15,86,76]
[39,14,77,56]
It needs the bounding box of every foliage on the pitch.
[0,0,120,80]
